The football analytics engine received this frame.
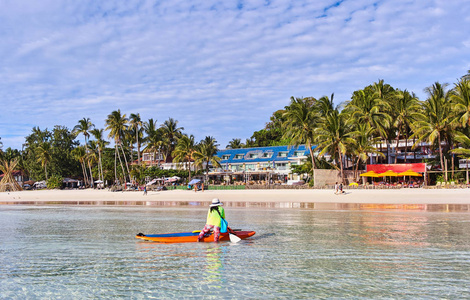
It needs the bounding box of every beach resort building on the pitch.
[208,145,313,185]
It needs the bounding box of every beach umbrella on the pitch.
[379,170,398,184]
[349,182,359,186]
[188,179,201,185]
[146,179,157,186]
[398,169,423,185]
[397,170,422,177]
[359,171,380,177]
[378,170,398,177]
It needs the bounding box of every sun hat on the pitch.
[210,198,223,207]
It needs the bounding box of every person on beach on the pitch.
[334,182,338,194]
[197,198,225,242]
[143,186,147,195]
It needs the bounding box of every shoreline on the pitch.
[1,188,470,206]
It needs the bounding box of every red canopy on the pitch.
[367,163,426,173]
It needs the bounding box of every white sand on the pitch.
[1,188,470,205]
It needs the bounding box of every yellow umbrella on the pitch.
[379,170,399,177]
[360,170,380,177]
[349,182,359,186]
[379,170,399,184]
[397,169,423,177]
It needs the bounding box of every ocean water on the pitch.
[1,205,470,299]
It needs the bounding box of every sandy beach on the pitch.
[1,188,470,206]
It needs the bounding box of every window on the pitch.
[249,153,259,159]
[234,154,244,159]
[277,151,288,157]
[143,153,153,161]
[222,155,231,160]
[262,152,273,158]
[294,151,304,157]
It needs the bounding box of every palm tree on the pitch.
[74,118,95,186]
[226,138,244,149]
[129,113,143,165]
[36,141,52,180]
[316,94,335,116]
[196,136,221,175]
[450,78,470,128]
[245,138,255,148]
[348,123,385,180]
[412,82,452,181]
[172,135,201,181]
[105,110,129,184]
[72,146,88,186]
[90,128,109,186]
[282,96,321,179]
[392,90,423,162]
[315,108,354,183]
[345,87,391,163]
[143,118,163,166]
[161,118,184,162]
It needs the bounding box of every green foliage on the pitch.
[249,109,289,147]
[308,179,314,187]
[23,126,80,181]
[47,174,63,189]
[130,164,147,185]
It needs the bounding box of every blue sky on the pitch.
[1,0,469,150]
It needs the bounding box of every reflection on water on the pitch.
[205,245,224,286]
[1,200,469,212]
[1,206,469,298]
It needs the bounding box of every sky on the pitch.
[1,0,469,150]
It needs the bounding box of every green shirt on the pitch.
[206,206,225,227]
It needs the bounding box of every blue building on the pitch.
[209,145,314,184]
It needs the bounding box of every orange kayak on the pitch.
[135,230,256,243]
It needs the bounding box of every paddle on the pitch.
[227,227,241,243]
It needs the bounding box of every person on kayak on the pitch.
[197,198,225,242]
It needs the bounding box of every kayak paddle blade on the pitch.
[229,233,241,243]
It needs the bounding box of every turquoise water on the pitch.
[1,205,470,299]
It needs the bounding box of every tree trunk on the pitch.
[404,136,408,163]
[99,150,104,185]
[395,132,400,164]
[117,143,126,184]
[137,131,141,166]
[114,144,118,184]
[88,160,94,188]
[355,157,361,182]
[307,142,316,184]
[438,134,446,182]
[120,143,130,182]
[82,161,88,186]
[338,146,344,183]
[188,160,192,182]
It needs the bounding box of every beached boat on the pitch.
[135,230,256,243]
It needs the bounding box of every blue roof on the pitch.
[216,145,315,164]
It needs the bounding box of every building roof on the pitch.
[216,145,314,164]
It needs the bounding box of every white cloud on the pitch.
[0,0,469,149]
